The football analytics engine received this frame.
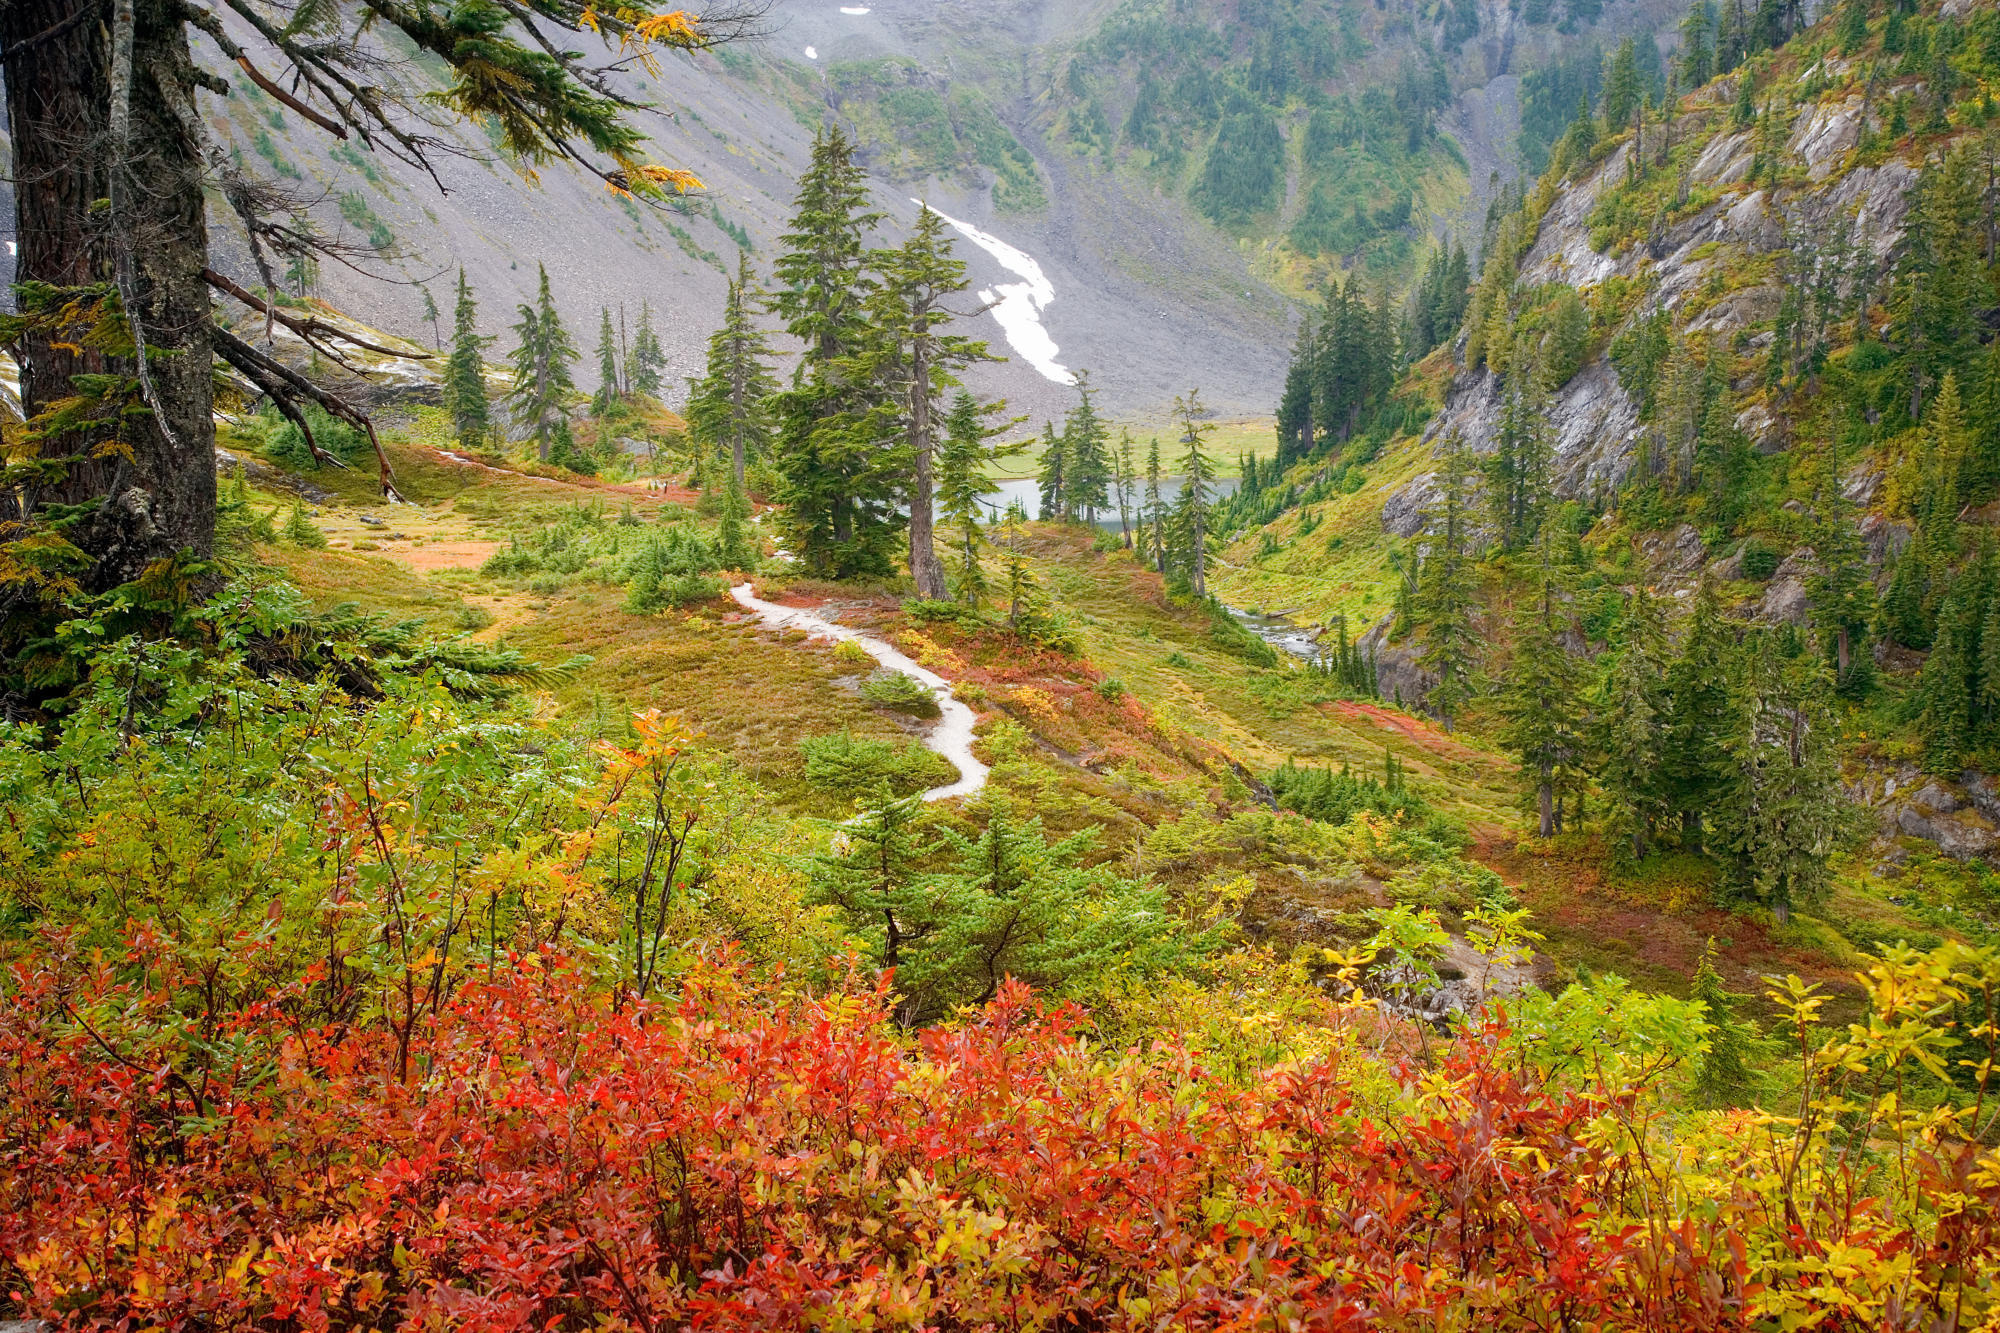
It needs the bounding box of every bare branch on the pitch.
[211,325,402,499]
[205,267,433,361]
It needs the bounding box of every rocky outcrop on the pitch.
[1757,547,1816,625]
[1385,92,1924,531]
[1852,765,2000,867]
[1360,615,1436,712]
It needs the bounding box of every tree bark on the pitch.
[4,0,217,589]
[905,320,948,601]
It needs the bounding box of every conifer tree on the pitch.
[1486,346,1553,551]
[1888,153,1991,424]
[1918,583,1975,773]
[420,285,442,350]
[1691,938,1757,1105]
[807,797,942,1005]
[1835,0,1869,57]
[768,127,898,577]
[592,307,620,416]
[626,302,666,398]
[1979,587,2000,739]
[1661,577,1738,851]
[1115,429,1137,549]
[716,471,758,570]
[1038,423,1069,521]
[1802,437,1875,688]
[867,205,992,600]
[1602,38,1643,131]
[444,269,491,450]
[1276,314,1317,464]
[936,391,1012,606]
[892,813,1185,1022]
[505,264,579,462]
[1679,0,1715,87]
[1063,371,1113,525]
[1595,585,1671,859]
[1715,642,1845,923]
[1145,437,1167,574]
[1175,390,1216,598]
[1499,535,1589,837]
[998,503,1038,630]
[1416,433,1480,732]
[688,253,779,493]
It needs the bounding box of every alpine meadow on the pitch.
[17,0,2000,1327]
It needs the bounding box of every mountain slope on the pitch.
[93,0,1676,425]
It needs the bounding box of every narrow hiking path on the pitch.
[728,583,988,802]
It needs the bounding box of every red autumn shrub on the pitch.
[2,936,1994,1331]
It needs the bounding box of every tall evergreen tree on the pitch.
[592,307,620,416]
[444,268,491,450]
[420,285,442,350]
[768,127,898,577]
[1714,642,1845,923]
[937,391,1013,606]
[1918,583,1976,773]
[1486,345,1554,550]
[1175,390,1216,598]
[688,253,779,493]
[1801,437,1875,689]
[1145,437,1167,574]
[1602,38,1643,131]
[868,207,992,599]
[1499,535,1589,837]
[1114,429,1138,549]
[1037,422,1069,521]
[1660,578,1739,851]
[1063,371,1113,525]
[1690,938,1757,1105]
[505,263,579,462]
[1888,152,1991,425]
[1679,1,1715,87]
[1595,585,1672,859]
[1416,433,1481,731]
[626,302,666,398]
[1276,314,1317,465]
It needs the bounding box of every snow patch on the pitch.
[803,44,818,59]
[839,5,870,12]
[916,201,1074,386]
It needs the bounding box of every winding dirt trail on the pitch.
[728,583,988,802]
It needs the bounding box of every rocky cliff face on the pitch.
[1390,75,1920,526]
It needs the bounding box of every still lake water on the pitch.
[975,476,1325,662]
[978,476,1240,525]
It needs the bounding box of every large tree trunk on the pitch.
[4,0,216,590]
[905,338,947,601]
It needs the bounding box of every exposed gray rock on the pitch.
[1844,463,1883,506]
[1408,119,1924,511]
[1637,523,1706,576]
[1380,470,1439,538]
[1360,616,1435,712]
[1860,513,1913,566]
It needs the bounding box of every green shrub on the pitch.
[1205,599,1279,668]
[798,730,954,797]
[625,571,721,613]
[282,499,326,548]
[903,599,981,626]
[263,403,367,470]
[832,640,875,672]
[860,670,941,718]
[1740,538,1781,581]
